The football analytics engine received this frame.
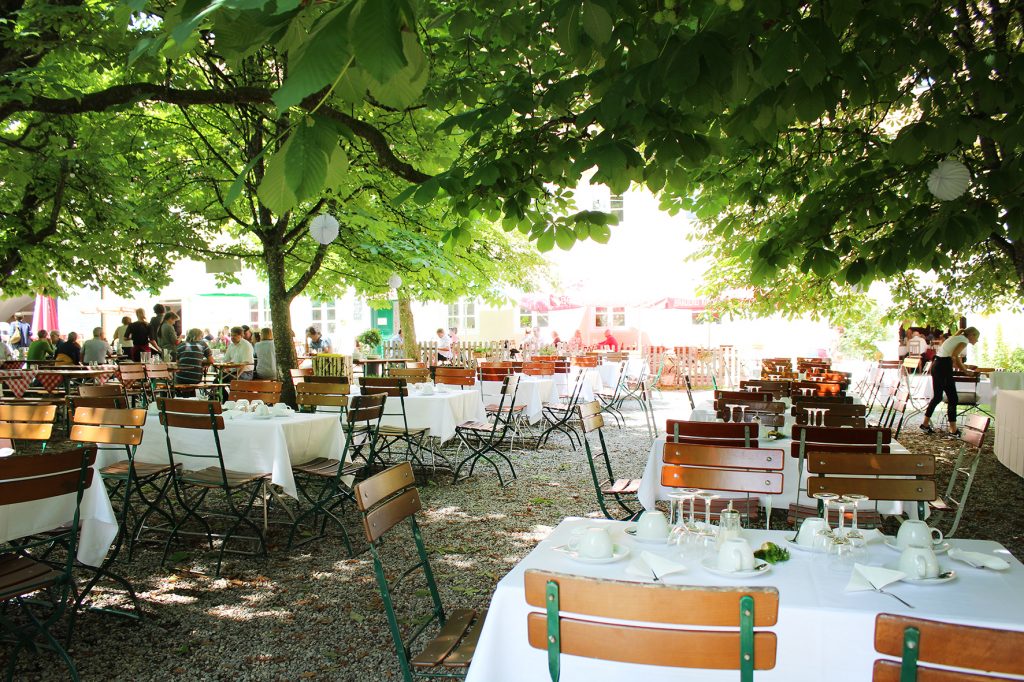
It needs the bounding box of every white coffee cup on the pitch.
[255,404,271,417]
[796,517,829,547]
[899,545,940,579]
[896,520,943,549]
[251,399,265,408]
[577,527,614,560]
[636,511,670,540]
[272,402,291,414]
[222,401,237,411]
[420,384,435,395]
[717,537,756,572]
[235,399,250,410]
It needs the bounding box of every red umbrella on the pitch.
[32,295,59,333]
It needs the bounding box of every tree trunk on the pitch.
[398,294,419,363]
[264,241,299,406]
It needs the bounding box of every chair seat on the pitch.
[178,467,269,488]
[0,553,63,602]
[100,460,177,479]
[293,457,365,479]
[411,608,488,670]
[456,420,495,432]
[485,404,525,413]
[378,425,428,436]
[600,478,642,495]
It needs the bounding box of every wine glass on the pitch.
[682,488,701,533]
[667,492,687,545]
[843,494,868,543]
[811,492,838,552]
[696,491,719,539]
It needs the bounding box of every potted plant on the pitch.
[357,329,383,357]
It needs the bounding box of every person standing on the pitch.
[598,329,620,351]
[8,314,30,355]
[222,326,255,380]
[125,308,152,361]
[149,303,166,341]
[921,327,980,436]
[253,327,277,379]
[81,327,110,364]
[113,315,132,355]
[157,311,180,360]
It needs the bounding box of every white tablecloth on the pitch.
[371,389,486,442]
[912,375,993,406]
[0,459,117,567]
[988,372,1024,409]
[96,412,343,499]
[995,390,1024,479]
[482,377,557,424]
[638,428,909,514]
[466,517,1024,682]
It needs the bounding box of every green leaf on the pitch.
[324,146,349,190]
[554,226,576,250]
[272,5,354,113]
[367,31,429,108]
[536,230,555,252]
[589,223,611,243]
[257,140,298,214]
[352,0,407,84]
[284,120,332,200]
[581,1,613,44]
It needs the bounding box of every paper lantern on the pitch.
[309,214,339,244]
[927,159,970,201]
[388,274,403,289]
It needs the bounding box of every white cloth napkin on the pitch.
[860,528,885,545]
[949,547,1011,570]
[846,563,905,592]
[625,551,687,581]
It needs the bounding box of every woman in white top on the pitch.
[921,326,980,435]
[253,326,277,379]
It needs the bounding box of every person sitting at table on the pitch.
[26,329,52,361]
[125,308,152,361]
[597,328,620,351]
[254,327,277,380]
[81,327,110,364]
[54,331,81,365]
[157,312,180,360]
[176,328,214,392]
[306,326,331,354]
[436,328,452,363]
[550,330,562,348]
[222,326,255,381]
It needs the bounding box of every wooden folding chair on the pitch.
[665,419,758,447]
[522,362,555,376]
[78,384,126,400]
[662,442,784,527]
[873,613,1024,681]
[144,363,174,404]
[0,447,97,682]
[931,415,989,537]
[288,394,385,553]
[295,380,351,422]
[453,375,520,486]
[716,390,774,403]
[578,401,641,520]
[359,377,429,470]
[739,380,790,399]
[354,463,487,681]
[390,367,432,384]
[115,362,148,406]
[0,403,56,452]
[289,367,314,382]
[526,570,778,681]
[537,370,587,450]
[434,367,475,389]
[229,379,282,404]
[157,398,270,577]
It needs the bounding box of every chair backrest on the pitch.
[573,355,599,368]
[661,443,784,495]
[144,363,172,380]
[157,398,224,431]
[873,613,1024,681]
[434,367,476,387]
[0,403,57,443]
[78,384,126,398]
[525,570,778,675]
[794,412,867,428]
[579,400,603,433]
[961,414,989,452]
[389,367,432,384]
[806,452,936,502]
[289,367,314,381]
[740,380,790,399]
[791,393,854,405]
[716,390,774,403]
[791,424,891,448]
[790,403,867,417]
[714,400,784,414]
[69,395,127,413]
[302,374,349,385]
[522,362,555,376]
[70,407,146,447]
[295,381,351,411]
[117,362,147,387]
[230,379,282,404]
[665,419,758,447]
[359,376,408,398]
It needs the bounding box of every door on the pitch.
[370,302,395,354]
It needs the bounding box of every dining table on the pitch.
[994,389,1024,479]
[0,454,118,567]
[95,409,343,499]
[351,386,486,443]
[465,516,1024,681]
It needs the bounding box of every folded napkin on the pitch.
[0,447,13,458]
[625,551,687,581]
[860,528,885,545]
[949,547,1011,570]
[846,563,905,592]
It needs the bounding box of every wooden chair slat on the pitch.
[70,424,143,446]
[871,660,1008,682]
[662,464,783,495]
[524,570,778,625]
[72,407,147,427]
[296,395,349,407]
[295,382,351,395]
[790,442,892,457]
[806,452,935,476]
[361,487,422,543]
[0,423,53,440]
[0,448,94,478]
[808,477,935,501]
[665,420,759,440]
[527,615,778,670]
[791,425,892,444]
[0,404,57,422]
[439,609,487,667]
[663,443,784,471]
[410,608,475,667]
[158,398,222,415]
[0,467,94,505]
[354,461,416,512]
[875,613,1024,676]
[78,384,125,398]
[160,412,225,430]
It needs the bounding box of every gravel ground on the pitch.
[3,390,1021,681]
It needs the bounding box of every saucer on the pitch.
[700,557,772,578]
[624,526,670,544]
[253,413,274,420]
[883,563,957,585]
[557,544,631,565]
[785,538,824,554]
[885,539,950,555]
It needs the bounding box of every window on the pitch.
[449,300,478,332]
[249,296,271,327]
[353,298,363,321]
[594,305,626,328]
[448,303,460,330]
[464,300,476,330]
[311,300,339,337]
[609,193,624,221]
[520,308,548,329]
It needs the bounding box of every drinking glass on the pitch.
[696,492,720,545]
[682,488,701,532]
[843,494,868,544]
[667,492,688,546]
[811,492,837,552]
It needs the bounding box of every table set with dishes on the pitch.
[465,512,1023,681]
[480,376,558,424]
[352,383,486,443]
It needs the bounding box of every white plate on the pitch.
[700,557,772,578]
[557,544,631,565]
[252,414,274,420]
[785,538,824,554]
[884,563,957,585]
[885,539,950,555]
[624,526,671,544]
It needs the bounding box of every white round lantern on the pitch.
[388,274,403,290]
[927,159,970,201]
[309,213,339,244]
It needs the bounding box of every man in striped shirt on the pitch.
[176,328,213,392]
